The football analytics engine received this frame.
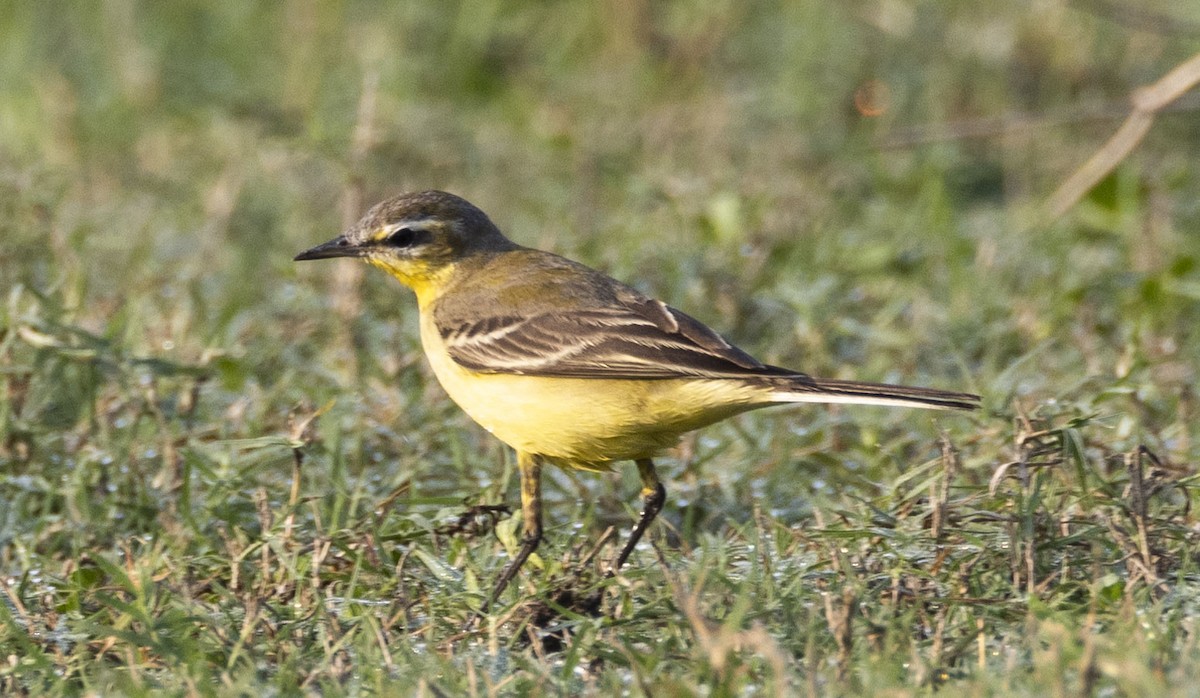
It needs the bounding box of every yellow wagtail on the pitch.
[296,190,979,607]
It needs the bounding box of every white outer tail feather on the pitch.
[762,376,981,412]
[766,390,966,410]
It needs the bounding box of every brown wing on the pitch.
[438,297,793,379]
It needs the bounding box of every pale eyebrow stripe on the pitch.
[369,218,438,242]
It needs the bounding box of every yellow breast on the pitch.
[416,311,763,469]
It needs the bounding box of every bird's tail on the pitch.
[765,375,980,411]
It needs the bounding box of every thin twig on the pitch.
[875,95,1200,150]
[1046,52,1200,219]
[285,403,327,544]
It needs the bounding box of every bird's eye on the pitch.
[383,226,427,248]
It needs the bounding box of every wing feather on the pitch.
[439,304,789,379]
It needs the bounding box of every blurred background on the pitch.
[4,0,1197,481]
[1,1,1199,690]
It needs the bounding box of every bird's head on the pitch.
[294,190,516,288]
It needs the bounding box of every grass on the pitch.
[2,1,1200,695]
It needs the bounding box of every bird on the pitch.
[295,190,979,609]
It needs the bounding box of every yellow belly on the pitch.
[418,312,764,469]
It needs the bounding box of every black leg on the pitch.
[486,451,543,610]
[611,458,666,573]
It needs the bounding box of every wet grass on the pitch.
[2,1,1200,695]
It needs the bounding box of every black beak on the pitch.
[293,235,364,261]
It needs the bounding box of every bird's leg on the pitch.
[610,458,666,574]
[486,451,543,610]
